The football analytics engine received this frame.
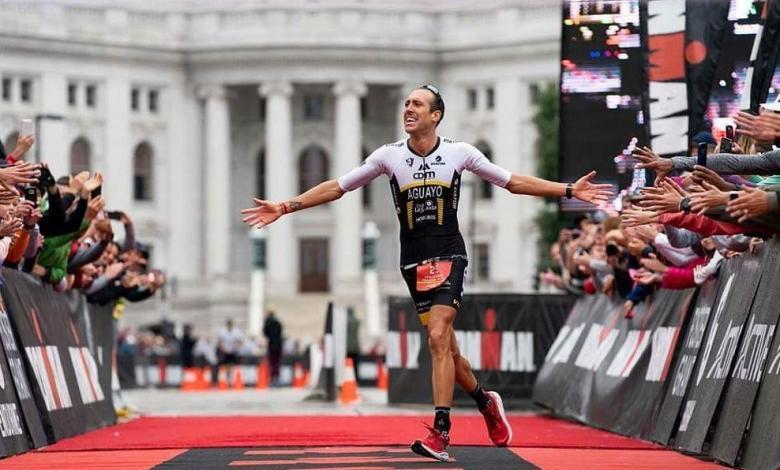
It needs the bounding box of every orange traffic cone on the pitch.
[181,367,198,391]
[216,366,229,390]
[376,360,388,390]
[195,367,209,390]
[256,360,269,389]
[339,358,360,404]
[231,366,245,390]
[202,367,213,389]
[292,362,306,388]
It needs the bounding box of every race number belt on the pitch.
[416,259,452,292]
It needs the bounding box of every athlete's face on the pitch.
[403,89,440,135]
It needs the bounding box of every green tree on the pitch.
[532,84,570,275]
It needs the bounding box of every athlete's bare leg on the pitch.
[427,304,479,406]
[427,305,457,407]
[451,331,478,394]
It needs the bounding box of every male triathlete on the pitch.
[242,85,610,462]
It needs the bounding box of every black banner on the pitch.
[673,253,763,454]
[732,242,780,470]
[87,304,115,400]
[710,244,780,465]
[1,270,115,442]
[0,298,30,457]
[388,295,573,406]
[534,294,605,411]
[0,297,46,449]
[750,0,780,112]
[685,0,731,137]
[650,279,719,445]
[535,289,694,439]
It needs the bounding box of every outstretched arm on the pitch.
[241,179,345,229]
[243,147,389,229]
[463,144,611,205]
[505,171,612,205]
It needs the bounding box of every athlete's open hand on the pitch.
[572,171,612,206]
[241,198,283,229]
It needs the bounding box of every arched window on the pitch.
[361,148,371,208]
[474,140,493,199]
[70,136,91,174]
[256,148,266,199]
[133,141,154,201]
[298,144,329,193]
[3,131,19,156]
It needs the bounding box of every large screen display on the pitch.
[559,1,647,211]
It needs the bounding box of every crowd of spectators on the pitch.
[540,103,780,318]
[0,132,165,305]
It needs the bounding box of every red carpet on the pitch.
[42,415,658,452]
[513,448,727,469]
[0,449,187,469]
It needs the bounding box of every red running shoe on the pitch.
[480,391,513,446]
[410,424,450,462]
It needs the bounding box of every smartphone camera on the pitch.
[23,186,38,207]
[697,142,708,167]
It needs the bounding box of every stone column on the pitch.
[38,73,68,175]
[167,84,202,281]
[200,84,231,278]
[259,81,296,294]
[104,77,132,210]
[515,81,539,291]
[493,77,524,290]
[332,80,367,294]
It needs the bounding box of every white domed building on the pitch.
[0,0,560,342]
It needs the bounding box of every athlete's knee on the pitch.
[428,327,451,358]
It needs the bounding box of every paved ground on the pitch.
[121,387,541,416]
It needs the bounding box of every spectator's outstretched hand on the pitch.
[0,161,40,193]
[691,165,732,191]
[86,196,105,220]
[727,186,770,223]
[734,111,776,144]
[640,253,668,274]
[241,198,283,229]
[10,135,34,159]
[633,146,672,184]
[0,217,23,238]
[690,181,728,215]
[634,270,662,285]
[639,178,685,213]
[621,208,659,228]
[82,172,103,199]
[572,171,612,206]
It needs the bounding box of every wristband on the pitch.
[679,197,692,213]
[280,202,288,215]
[565,183,573,199]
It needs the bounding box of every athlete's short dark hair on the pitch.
[418,84,445,127]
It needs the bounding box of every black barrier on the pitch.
[534,243,780,468]
[650,279,720,445]
[87,304,115,401]
[709,245,780,465]
[673,253,763,454]
[741,248,780,470]
[0,299,47,450]
[0,300,31,457]
[534,289,694,439]
[1,270,115,442]
[388,294,574,407]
